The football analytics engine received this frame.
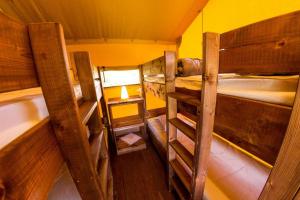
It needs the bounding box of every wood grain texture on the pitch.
[0,118,64,199]
[28,22,104,200]
[73,51,100,101]
[176,88,292,165]
[192,32,220,200]
[170,140,193,169]
[259,76,300,200]
[112,142,174,200]
[220,11,300,74]
[0,13,38,93]
[214,94,291,165]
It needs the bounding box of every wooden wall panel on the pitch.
[220,11,300,74]
[214,94,291,165]
[142,56,165,76]
[144,82,166,100]
[0,13,38,93]
[0,118,64,199]
[176,89,292,165]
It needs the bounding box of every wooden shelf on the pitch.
[79,100,97,124]
[169,159,192,192]
[89,132,103,168]
[170,140,193,169]
[107,95,144,106]
[171,176,190,200]
[169,118,195,141]
[168,92,201,106]
[116,135,146,155]
[112,115,144,131]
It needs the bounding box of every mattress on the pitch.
[0,84,82,149]
[175,74,299,106]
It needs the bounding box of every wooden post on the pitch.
[73,52,103,135]
[28,23,104,200]
[165,51,177,190]
[259,77,300,200]
[191,32,220,200]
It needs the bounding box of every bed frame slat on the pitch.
[220,11,300,74]
[0,13,39,93]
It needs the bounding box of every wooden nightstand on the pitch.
[107,95,146,155]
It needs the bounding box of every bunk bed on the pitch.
[143,11,300,200]
[0,13,112,200]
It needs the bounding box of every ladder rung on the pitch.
[169,159,192,192]
[169,118,195,141]
[168,92,201,106]
[171,177,190,200]
[170,140,193,169]
[79,100,97,124]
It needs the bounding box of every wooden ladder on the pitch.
[167,33,220,200]
[29,22,112,200]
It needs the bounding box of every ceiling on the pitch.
[0,0,207,43]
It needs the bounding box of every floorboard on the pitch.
[112,142,174,200]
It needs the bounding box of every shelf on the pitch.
[169,118,195,141]
[169,159,192,192]
[170,140,193,169]
[89,131,103,168]
[171,176,190,200]
[116,135,146,155]
[79,100,97,124]
[168,92,201,107]
[112,115,144,131]
[107,95,144,106]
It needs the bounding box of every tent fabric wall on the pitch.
[179,0,300,58]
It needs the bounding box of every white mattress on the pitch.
[0,85,82,149]
[175,74,298,106]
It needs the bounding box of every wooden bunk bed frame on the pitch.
[0,13,112,200]
[140,51,176,161]
[142,11,300,200]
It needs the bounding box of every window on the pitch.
[101,69,140,87]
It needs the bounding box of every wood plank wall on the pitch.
[0,13,39,92]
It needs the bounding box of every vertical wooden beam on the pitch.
[73,52,103,135]
[28,23,104,200]
[165,51,177,190]
[191,32,220,200]
[259,78,300,200]
[73,52,98,101]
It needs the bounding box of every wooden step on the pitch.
[171,177,190,200]
[89,131,104,168]
[169,159,192,192]
[79,100,97,124]
[169,118,195,141]
[168,92,201,106]
[170,140,193,169]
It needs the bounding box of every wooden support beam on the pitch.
[28,23,104,200]
[259,77,300,200]
[191,32,220,200]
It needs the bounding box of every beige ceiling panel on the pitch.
[0,0,208,42]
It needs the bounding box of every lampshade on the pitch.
[121,86,129,99]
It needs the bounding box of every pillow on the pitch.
[177,58,203,77]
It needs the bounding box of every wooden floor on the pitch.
[111,142,174,200]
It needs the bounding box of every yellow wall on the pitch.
[67,42,176,118]
[67,42,176,66]
[179,0,300,58]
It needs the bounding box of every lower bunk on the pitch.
[147,113,271,200]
